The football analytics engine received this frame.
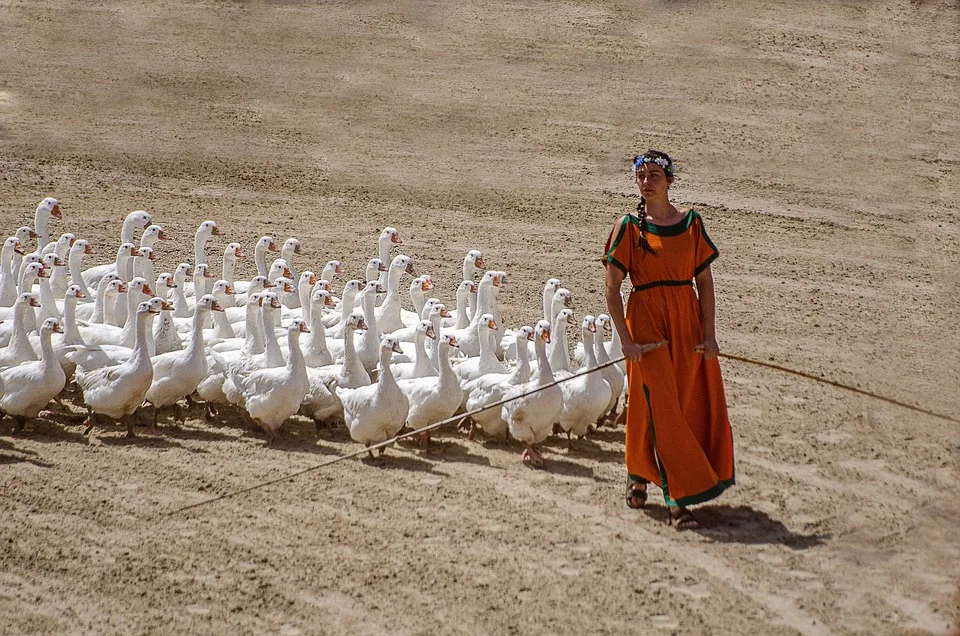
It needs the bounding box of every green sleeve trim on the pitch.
[604,255,627,275]
[694,214,719,275]
[694,252,718,276]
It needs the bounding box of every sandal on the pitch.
[625,478,648,509]
[667,507,701,531]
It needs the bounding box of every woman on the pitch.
[603,150,734,530]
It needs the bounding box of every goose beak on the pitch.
[166,279,177,288]
[84,245,95,255]
[225,284,236,295]
[526,331,535,342]
[323,281,332,292]
[308,275,317,285]
[51,204,62,219]
[142,284,154,295]
[425,326,436,339]
[206,270,216,279]
[448,336,459,348]
[421,280,434,292]
[324,295,335,307]
[14,244,25,255]
[299,322,311,333]
[475,256,486,269]
[117,283,128,293]
[53,322,64,334]
[564,296,573,308]
[161,300,173,311]
[294,244,302,255]
[212,300,224,312]
[211,225,223,236]
[542,330,552,343]
[158,229,170,240]
[440,308,451,318]
[375,284,386,294]
[391,341,404,354]
[283,267,293,279]
[130,247,141,257]
[405,263,416,276]
[68,236,77,246]
[588,322,597,333]
[283,282,295,293]
[262,279,275,289]
[54,257,66,267]
[268,241,279,252]
[378,263,388,272]
[271,298,282,309]
[336,264,345,274]
[492,276,502,288]
[567,315,576,326]
[75,290,87,299]
[258,297,266,307]
[235,247,245,258]
[28,229,39,239]
[391,234,403,244]
[149,306,162,315]
[149,252,159,262]
[29,297,41,307]
[357,318,368,331]
[38,267,50,279]
[487,319,497,329]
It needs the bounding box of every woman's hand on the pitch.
[699,336,720,360]
[621,339,647,362]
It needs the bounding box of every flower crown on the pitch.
[632,154,673,177]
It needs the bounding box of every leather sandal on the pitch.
[625,478,648,509]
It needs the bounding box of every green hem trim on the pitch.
[644,209,695,237]
[694,252,718,276]
[604,255,627,275]
[669,477,736,508]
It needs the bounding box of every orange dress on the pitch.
[603,210,734,507]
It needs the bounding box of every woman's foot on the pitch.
[625,478,648,509]
[667,506,701,530]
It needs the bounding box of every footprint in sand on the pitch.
[650,615,679,630]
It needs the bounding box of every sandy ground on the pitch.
[1,0,959,633]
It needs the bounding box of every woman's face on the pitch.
[635,163,671,199]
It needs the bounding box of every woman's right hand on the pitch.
[621,339,646,362]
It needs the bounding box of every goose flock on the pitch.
[0,197,627,468]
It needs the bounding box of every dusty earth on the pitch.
[2,0,959,633]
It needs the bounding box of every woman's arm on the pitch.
[604,264,645,361]
[694,265,719,359]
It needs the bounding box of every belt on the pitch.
[632,280,694,292]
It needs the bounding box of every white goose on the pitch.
[66,238,95,301]
[463,325,534,440]
[375,227,403,290]
[0,236,26,307]
[545,307,576,378]
[4,262,46,332]
[232,275,273,314]
[133,246,158,283]
[462,249,487,319]
[442,280,476,329]
[509,282,570,362]
[232,235,278,294]
[139,224,170,250]
[197,293,267,410]
[145,295,224,425]
[390,321,437,380]
[396,335,462,449]
[0,317,66,432]
[153,273,183,355]
[229,318,311,443]
[303,288,336,367]
[76,275,122,325]
[399,276,434,328]
[592,314,625,422]
[280,238,302,308]
[374,254,415,334]
[81,211,151,286]
[557,316,612,448]
[33,197,63,251]
[443,271,501,357]
[171,263,192,318]
[72,298,160,438]
[453,314,507,384]
[320,260,345,286]
[11,226,38,276]
[67,297,169,370]
[300,312,370,426]
[37,253,65,322]
[78,277,153,348]
[354,280,386,373]
[219,243,244,307]
[222,294,286,407]
[502,321,563,468]
[48,233,75,298]
[206,280,237,340]
[325,279,363,334]
[337,336,409,458]
[0,293,41,368]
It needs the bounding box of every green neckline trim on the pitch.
[644,210,697,237]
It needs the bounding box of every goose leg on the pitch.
[125,413,137,438]
[14,416,26,434]
[83,411,97,436]
[204,402,218,422]
[522,444,544,468]
[173,401,185,424]
[566,431,572,451]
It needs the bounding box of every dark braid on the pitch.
[636,196,656,254]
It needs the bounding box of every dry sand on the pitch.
[1,0,959,633]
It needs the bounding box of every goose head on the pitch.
[16,226,38,243]
[211,280,235,300]
[5,237,25,256]
[281,238,302,258]
[466,249,486,270]
[36,197,62,223]
[346,310,368,332]
[288,318,310,334]
[196,294,225,313]
[53,233,75,254]
[268,259,293,281]
[380,335,404,356]
[256,236,279,254]
[105,279,126,301]
[323,260,345,279]
[535,320,552,344]
[519,325,535,342]
[365,258,385,282]
[224,242,244,261]
[273,277,295,294]
[18,292,41,310]
[316,279,333,293]
[71,239,95,257]
[361,280,385,297]
[342,279,363,297]
[41,253,65,272]
[457,280,477,297]
[65,284,87,301]
[435,302,451,319]
[193,263,215,280]
[197,220,222,238]
[40,316,64,335]
[479,313,497,332]
[259,292,282,311]
[417,320,437,341]
[390,254,415,277]
[299,271,317,288]
[137,298,164,317]
[137,246,158,263]
[156,273,177,295]
[441,334,459,350]
[23,261,47,281]
[556,308,575,328]
[583,315,597,335]
[311,288,335,309]
[544,278,562,295]
[248,275,271,293]
[492,271,507,288]
[419,275,434,292]
[127,210,153,229]
[596,313,612,333]
[173,263,191,286]
[552,287,573,310]
[142,224,169,244]
[380,227,402,247]
[118,242,139,261]
[128,277,153,298]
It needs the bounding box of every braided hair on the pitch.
[632,150,674,255]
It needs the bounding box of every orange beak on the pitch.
[75,290,87,299]
[158,229,170,240]
[142,284,154,295]
[211,300,224,312]
[235,247,245,258]
[391,234,402,244]
[53,322,64,334]
[225,284,236,295]
[161,300,173,311]
[84,245,95,255]
[51,204,62,219]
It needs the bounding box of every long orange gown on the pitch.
[603,210,735,507]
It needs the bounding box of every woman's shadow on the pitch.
[644,504,829,549]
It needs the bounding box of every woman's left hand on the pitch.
[699,337,720,360]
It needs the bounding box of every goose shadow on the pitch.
[396,436,493,467]
[539,455,596,478]
[642,504,830,549]
[361,452,444,474]
[1,417,93,446]
[541,436,624,463]
[0,439,53,467]
[95,431,205,452]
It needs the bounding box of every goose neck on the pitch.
[536,338,554,384]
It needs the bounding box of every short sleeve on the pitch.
[693,213,720,276]
[602,215,637,277]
